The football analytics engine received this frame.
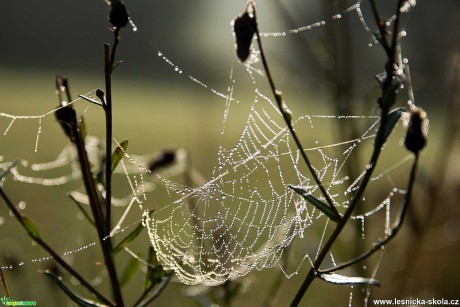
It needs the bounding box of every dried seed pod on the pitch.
[232,8,256,62]
[109,0,129,29]
[55,76,77,142]
[404,108,427,154]
[148,150,177,173]
[55,103,77,142]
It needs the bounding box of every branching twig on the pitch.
[0,267,11,298]
[290,1,409,305]
[251,2,340,219]
[319,154,419,274]
[0,188,114,306]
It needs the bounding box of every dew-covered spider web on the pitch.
[0,0,421,303]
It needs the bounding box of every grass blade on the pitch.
[382,107,405,144]
[22,216,41,240]
[42,270,109,306]
[111,139,128,174]
[318,273,380,287]
[112,211,153,255]
[68,193,96,228]
[290,186,340,222]
[120,257,140,288]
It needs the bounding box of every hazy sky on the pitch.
[0,0,458,101]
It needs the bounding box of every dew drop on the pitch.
[18,201,26,210]
[76,212,84,221]
[70,276,80,286]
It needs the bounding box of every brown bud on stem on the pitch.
[109,0,129,29]
[54,76,77,142]
[404,108,427,154]
[232,5,256,62]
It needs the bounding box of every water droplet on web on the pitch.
[18,201,26,210]
[129,18,137,32]
[70,276,80,286]
[0,217,5,226]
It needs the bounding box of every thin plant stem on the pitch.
[369,0,391,55]
[72,121,124,306]
[319,154,419,274]
[395,52,460,298]
[135,274,173,307]
[101,29,125,306]
[290,111,389,306]
[252,3,340,218]
[0,188,114,306]
[290,0,408,304]
[0,267,11,298]
[104,28,121,233]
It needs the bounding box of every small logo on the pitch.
[0,296,37,306]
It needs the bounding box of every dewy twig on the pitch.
[101,28,125,307]
[251,2,340,218]
[319,154,419,274]
[290,1,410,305]
[0,188,114,306]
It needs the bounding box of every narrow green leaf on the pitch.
[144,246,157,290]
[111,140,128,174]
[42,271,107,306]
[79,117,87,141]
[112,223,144,255]
[78,95,104,107]
[137,274,173,307]
[111,60,124,72]
[22,216,41,240]
[120,257,140,288]
[0,161,19,180]
[68,193,96,228]
[289,186,340,223]
[145,265,165,290]
[319,273,381,287]
[112,210,153,256]
[382,107,405,144]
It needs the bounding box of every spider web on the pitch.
[142,51,413,286]
[0,0,419,304]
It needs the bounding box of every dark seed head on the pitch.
[148,150,177,173]
[55,76,77,142]
[233,9,256,62]
[55,103,77,142]
[404,108,427,154]
[109,0,129,29]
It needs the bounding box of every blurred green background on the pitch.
[1,0,459,306]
